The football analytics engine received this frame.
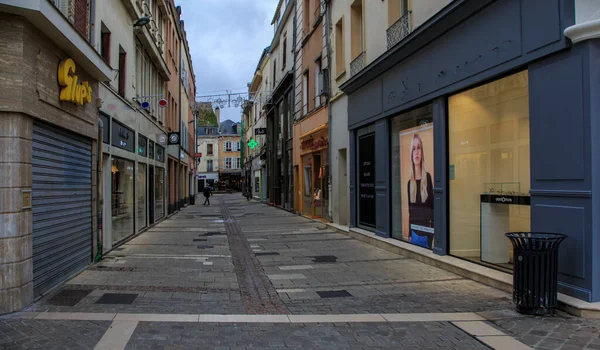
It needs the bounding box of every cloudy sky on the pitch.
[177,0,279,123]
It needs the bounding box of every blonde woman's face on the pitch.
[412,138,422,165]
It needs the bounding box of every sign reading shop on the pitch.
[358,133,376,227]
[58,58,92,105]
[111,120,135,153]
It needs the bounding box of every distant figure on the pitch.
[203,186,212,206]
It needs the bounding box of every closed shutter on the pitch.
[32,123,93,297]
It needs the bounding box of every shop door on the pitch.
[148,165,155,224]
[32,123,92,297]
[313,154,323,218]
[302,154,313,216]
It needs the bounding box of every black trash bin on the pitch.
[505,232,566,315]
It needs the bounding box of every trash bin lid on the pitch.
[505,232,566,240]
[505,232,566,251]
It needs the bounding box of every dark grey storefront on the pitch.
[341,0,600,303]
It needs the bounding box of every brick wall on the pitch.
[74,0,89,40]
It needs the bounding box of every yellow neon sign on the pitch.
[58,58,92,105]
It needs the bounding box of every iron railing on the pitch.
[387,11,411,49]
[350,52,365,77]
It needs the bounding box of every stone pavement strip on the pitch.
[1,194,597,349]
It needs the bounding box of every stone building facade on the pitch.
[0,0,111,313]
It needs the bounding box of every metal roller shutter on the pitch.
[32,123,92,297]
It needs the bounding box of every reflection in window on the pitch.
[155,167,165,220]
[137,163,147,231]
[111,157,134,243]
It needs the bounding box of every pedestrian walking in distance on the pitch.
[203,186,212,206]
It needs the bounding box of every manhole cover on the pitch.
[312,255,337,263]
[48,289,92,306]
[95,293,138,305]
[255,252,280,256]
[317,290,352,298]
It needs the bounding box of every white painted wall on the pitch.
[197,137,219,173]
[411,0,453,30]
[93,0,136,99]
[575,0,600,23]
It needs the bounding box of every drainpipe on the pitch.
[177,20,182,211]
[95,118,103,262]
[325,0,333,222]
[291,0,297,212]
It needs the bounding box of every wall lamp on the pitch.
[133,16,152,27]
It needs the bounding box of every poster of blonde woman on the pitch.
[400,124,434,249]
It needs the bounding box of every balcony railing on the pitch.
[387,11,411,49]
[350,52,365,77]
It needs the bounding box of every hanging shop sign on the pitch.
[255,127,267,135]
[111,120,135,153]
[168,132,180,145]
[248,139,258,149]
[58,58,92,105]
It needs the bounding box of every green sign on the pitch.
[248,139,258,149]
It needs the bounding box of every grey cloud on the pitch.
[177,0,278,121]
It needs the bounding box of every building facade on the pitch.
[264,0,296,209]
[0,0,111,313]
[96,0,170,253]
[339,0,600,303]
[244,48,271,201]
[293,0,330,219]
[218,120,242,190]
[197,104,220,190]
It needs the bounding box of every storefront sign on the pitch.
[58,58,92,105]
[300,136,328,151]
[255,127,266,135]
[138,134,147,157]
[111,120,135,153]
[155,145,165,162]
[358,133,376,227]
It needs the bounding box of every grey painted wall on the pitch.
[345,0,573,129]
[528,41,597,302]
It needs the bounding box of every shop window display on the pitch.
[137,163,147,230]
[111,157,134,243]
[155,167,165,220]
[391,105,434,249]
[448,71,530,270]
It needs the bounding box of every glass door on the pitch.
[302,154,313,216]
[313,154,322,218]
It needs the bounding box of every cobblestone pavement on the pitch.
[0,318,111,349]
[2,194,598,349]
[124,321,489,349]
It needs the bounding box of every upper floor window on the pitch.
[335,17,345,77]
[282,34,287,70]
[225,141,232,152]
[101,22,111,64]
[118,46,126,97]
[207,143,213,155]
[351,0,364,60]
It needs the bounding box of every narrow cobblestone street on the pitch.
[2,195,600,349]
